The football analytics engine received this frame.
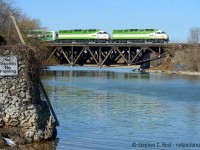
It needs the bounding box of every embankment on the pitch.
[148,44,200,75]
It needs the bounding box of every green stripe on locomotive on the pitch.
[112,29,159,40]
[58,29,101,39]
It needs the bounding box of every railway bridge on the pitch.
[47,43,190,68]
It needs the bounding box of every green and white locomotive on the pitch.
[112,29,169,43]
[27,28,169,43]
[57,29,110,43]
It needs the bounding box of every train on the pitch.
[27,28,169,43]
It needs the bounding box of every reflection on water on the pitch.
[37,68,200,149]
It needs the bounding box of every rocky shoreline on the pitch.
[146,69,200,76]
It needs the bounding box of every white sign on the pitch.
[0,56,18,76]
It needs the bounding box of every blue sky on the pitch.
[15,0,200,42]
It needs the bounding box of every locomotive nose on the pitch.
[105,34,111,40]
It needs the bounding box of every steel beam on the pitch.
[60,47,71,65]
[130,48,143,64]
[46,47,58,63]
[72,47,85,66]
[115,47,128,63]
[99,47,114,67]
[87,47,99,65]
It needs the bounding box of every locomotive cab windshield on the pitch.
[97,31,109,35]
[155,30,166,34]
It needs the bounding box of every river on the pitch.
[27,66,200,150]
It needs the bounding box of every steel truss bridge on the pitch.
[47,43,189,68]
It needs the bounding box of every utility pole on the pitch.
[10,13,25,45]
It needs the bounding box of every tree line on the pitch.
[0,0,44,45]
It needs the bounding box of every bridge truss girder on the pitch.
[47,44,163,67]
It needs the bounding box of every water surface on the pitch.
[40,66,200,150]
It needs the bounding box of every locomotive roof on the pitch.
[113,29,158,32]
[59,29,101,32]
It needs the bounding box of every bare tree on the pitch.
[0,0,43,45]
[188,27,200,43]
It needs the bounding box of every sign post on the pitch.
[0,56,18,76]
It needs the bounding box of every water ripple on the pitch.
[39,69,200,150]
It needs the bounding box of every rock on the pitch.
[3,114,10,122]
[8,119,19,126]
[44,116,57,139]
[11,96,19,103]
[20,92,26,99]
[27,105,35,110]
[27,115,36,127]
[0,118,3,127]
[25,131,34,140]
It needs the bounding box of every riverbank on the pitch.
[146,69,200,76]
[145,44,200,76]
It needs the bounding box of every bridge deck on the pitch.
[48,43,192,47]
